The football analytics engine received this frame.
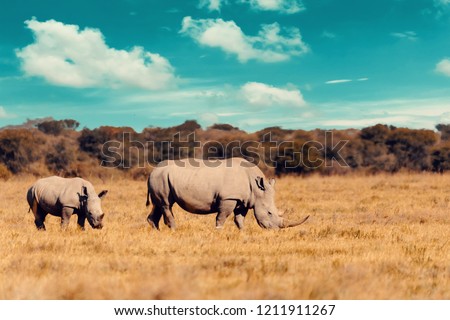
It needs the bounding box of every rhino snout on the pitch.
[87,212,104,229]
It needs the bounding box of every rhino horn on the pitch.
[279,215,310,228]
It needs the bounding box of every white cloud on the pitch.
[16,18,176,90]
[321,30,336,39]
[435,0,450,6]
[429,0,450,18]
[199,112,219,125]
[391,31,417,41]
[199,0,225,11]
[325,78,369,84]
[0,106,15,120]
[241,82,306,107]
[200,0,304,14]
[0,106,8,119]
[436,58,450,76]
[180,17,309,63]
[320,116,415,128]
[217,112,249,116]
[240,0,305,14]
[325,79,352,84]
[317,98,450,129]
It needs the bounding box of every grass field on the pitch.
[0,173,449,299]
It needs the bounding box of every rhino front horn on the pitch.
[280,215,310,228]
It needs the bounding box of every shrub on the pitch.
[0,163,12,180]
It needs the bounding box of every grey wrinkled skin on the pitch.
[26,176,108,230]
[146,158,309,230]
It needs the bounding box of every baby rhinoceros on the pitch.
[27,176,108,230]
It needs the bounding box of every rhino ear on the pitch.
[82,186,88,197]
[98,190,108,199]
[255,176,266,191]
[269,178,275,186]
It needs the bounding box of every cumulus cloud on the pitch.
[199,0,225,11]
[180,17,309,63]
[240,0,305,14]
[241,82,306,107]
[436,58,450,76]
[16,18,176,90]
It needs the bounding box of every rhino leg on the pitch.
[161,205,176,229]
[32,202,47,231]
[61,207,74,230]
[77,213,86,231]
[234,207,248,230]
[147,206,163,230]
[216,200,237,229]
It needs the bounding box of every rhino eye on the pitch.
[268,211,273,216]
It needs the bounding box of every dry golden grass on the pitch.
[0,173,449,299]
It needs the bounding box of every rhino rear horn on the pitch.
[280,215,310,228]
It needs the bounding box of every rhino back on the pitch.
[31,176,85,215]
[151,158,260,213]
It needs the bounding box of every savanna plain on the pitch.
[0,173,449,299]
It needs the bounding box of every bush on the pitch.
[0,129,44,173]
[37,119,80,135]
[0,163,12,180]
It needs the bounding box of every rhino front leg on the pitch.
[61,207,74,230]
[216,200,236,229]
[77,213,86,231]
[233,205,248,230]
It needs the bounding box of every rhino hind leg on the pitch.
[147,206,163,230]
[32,202,47,231]
[216,200,237,229]
[161,205,176,229]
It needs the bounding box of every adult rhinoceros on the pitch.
[27,176,108,230]
[145,158,309,230]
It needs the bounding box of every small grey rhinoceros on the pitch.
[27,176,108,230]
[145,157,309,230]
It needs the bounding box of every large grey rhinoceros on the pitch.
[145,158,309,230]
[27,176,108,230]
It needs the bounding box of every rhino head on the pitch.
[253,177,309,229]
[79,187,108,229]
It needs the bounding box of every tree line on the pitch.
[0,118,449,179]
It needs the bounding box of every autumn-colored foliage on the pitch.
[0,119,449,178]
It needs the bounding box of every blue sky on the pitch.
[1,0,450,132]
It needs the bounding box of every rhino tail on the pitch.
[30,197,38,214]
[27,188,36,213]
[145,176,151,207]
